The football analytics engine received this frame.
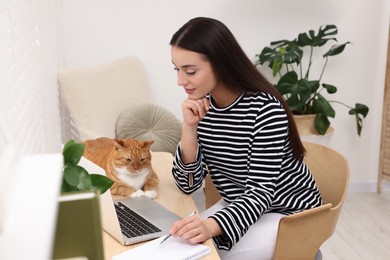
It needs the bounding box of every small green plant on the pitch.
[256,24,369,135]
[62,139,113,194]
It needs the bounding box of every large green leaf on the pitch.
[257,42,303,76]
[256,47,275,65]
[307,80,320,94]
[322,83,337,94]
[63,139,77,152]
[276,71,298,95]
[278,44,303,64]
[63,141,85,165]
[61,176,78,192]
[296,24,338,47]
[90,174,114,194]
[315,113,331,134]
[77,168,92,191]
[63,164,81,186]
[349,103,369,118]
[349,103,370,136]
[312,94,336,117]
[277,72,312,113]
[323,42,351,57]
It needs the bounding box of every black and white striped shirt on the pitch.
[172,92,322,250]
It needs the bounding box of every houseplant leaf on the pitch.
[63,141,85,165]
[276,72,312,113]
[63,164,91,192]
[276,71,299,95]
[315,114,331,134]
[323,42,351,57]
[349,103,369,118]
[77,167,92,190]
[313,93,336,117]
[322,83,337,94]
[90,174,114,194]
[63,139,77,152]
[257,42,303,76]
[63,164,81,187]
[349,103,370,136]
[297,24,337,47]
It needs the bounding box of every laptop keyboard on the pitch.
[115,202,162,238]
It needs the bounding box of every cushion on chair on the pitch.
[116,103,182,154]
[58,56,151,140]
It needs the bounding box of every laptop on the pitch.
[78,156,181,245]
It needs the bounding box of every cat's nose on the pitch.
[133,164,139,170]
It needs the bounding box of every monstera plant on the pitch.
[256,24,369,135]
[61,139,113,194]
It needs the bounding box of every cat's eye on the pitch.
[125,158,132,163]
[139,158,145,163]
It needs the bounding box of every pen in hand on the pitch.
[160,210,196,244]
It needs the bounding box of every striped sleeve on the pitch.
[172,144,205,194]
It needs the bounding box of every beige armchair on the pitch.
[204,141,350,260]
[58,56,181,154]
[59,56,151,140]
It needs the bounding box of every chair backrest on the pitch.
[58,56,151,140]
[273,141,350,260]
[303,141,349,209]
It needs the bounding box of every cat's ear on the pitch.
[142,140,154,150]
[113,139,125,150]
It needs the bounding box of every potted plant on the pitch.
[256,24,369,135]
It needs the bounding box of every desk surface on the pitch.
[103,152,220,260]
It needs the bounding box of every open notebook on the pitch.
[113,236,211,260]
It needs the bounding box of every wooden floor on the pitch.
[321,191,390,260]
[193,191,390,260]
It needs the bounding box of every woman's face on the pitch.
[171,46,219,100]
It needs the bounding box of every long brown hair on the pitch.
[170,17,305,159]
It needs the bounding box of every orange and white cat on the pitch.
[82,137,158,199]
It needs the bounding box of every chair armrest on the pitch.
[281,203,332,222]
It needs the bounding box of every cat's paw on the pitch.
[130,189,145,198]
[144,190,158,199]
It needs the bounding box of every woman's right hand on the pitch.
[179,97,210,164]
[182,97,210,127]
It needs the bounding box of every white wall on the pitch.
[1,0,386,191]
[59,0,390,191]
[0,0,61,154]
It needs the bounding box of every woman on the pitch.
[169,17,322,260]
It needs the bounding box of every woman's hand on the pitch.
[182,97,210,127]
[179,97,210,164]
[169,215,221,244]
